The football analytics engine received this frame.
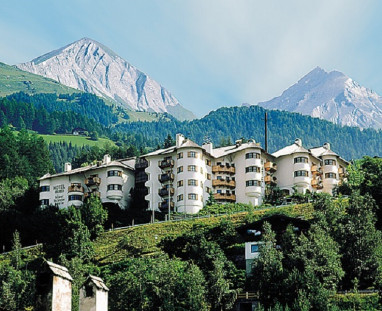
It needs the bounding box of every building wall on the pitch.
[39,165,134,209]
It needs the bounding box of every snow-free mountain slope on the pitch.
[258,67,382,129]
[17,38,195,121]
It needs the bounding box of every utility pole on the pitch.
[265,111,268,153]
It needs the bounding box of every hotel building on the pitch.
[39,135,348,213]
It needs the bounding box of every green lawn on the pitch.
[39,134,116,147]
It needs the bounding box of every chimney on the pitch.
[176,134,185,147]
[64,163,72,172]
[79,275,109,311]
[202,142,213,154]
[294,138,302,147]
[103,154,111,164]
[235,139,242,148]
[323,142,331,150]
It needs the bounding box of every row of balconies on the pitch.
[158,200,175,212]
[264,175,277,185]
[311,179,323,189]
[264,161,277,172]
[158,187,175,197]
[159,173,175,183]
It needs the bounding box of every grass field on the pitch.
[39,134,116,147]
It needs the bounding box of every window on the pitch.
[107,184,122,191]
[324,159,336,166]
[206,186,211,193]
[188,193,198,200]
[177,152,183,159]
[246,180,261,187]
[68,195,82,201]
[207,173,211,180]
[188,179,198,186]
[188,165,197,172]
[188,151,197,158]
[246,152,261,159]
[251,244,259,253]
[177,194,183,201]
[40,185,50,192]
[177,180,183,187]
[40,199,49,206]
[217,175,223,180]
[325,172,337,179]
[206,159,211,166]
[294,170,308,177]
[200,181,203,188]
[177,166,183,173]
[200,167,203,174]
[217,189,222,194]
[294,157,308,164]
[245,166,260,173]
[107,170,122,177]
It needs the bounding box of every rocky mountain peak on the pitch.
[258,67,382,129]
[17,38,195,121]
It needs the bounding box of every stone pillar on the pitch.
[35,261,73,311]
[79,275,109,311]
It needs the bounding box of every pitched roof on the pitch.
[272,143,310,158]
[40,159,134,181]
[86,275,109,291]
[46,261,73,282]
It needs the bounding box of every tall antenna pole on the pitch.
[265,111,268,153]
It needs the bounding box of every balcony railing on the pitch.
[135,158,149,169]
[85,177,101,187]
[68,185,84,193]
[264,161,277,172]
[212,165,235,174]
[338,167,346,177]
[311,179,323,189]
[213,193,236,202]
[158,187,175,197]
[158,201,175,212]
[311,165,322,175]
[158,159,174,169]
[265,175,277,185]
[212,180,236,188]
[158,173,175,183]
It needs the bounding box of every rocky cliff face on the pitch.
[17,38,195,120]
[258,67,382,129]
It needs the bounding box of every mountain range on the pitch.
[17,38,195,121]
[257,67,382,129]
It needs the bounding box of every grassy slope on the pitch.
[94,203,314,264]
[0,62,77,96]
[39,134,116,147]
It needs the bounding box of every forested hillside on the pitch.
[116,105,382,160]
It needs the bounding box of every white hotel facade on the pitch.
[39,134,348,214]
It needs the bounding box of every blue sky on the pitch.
[1,0,382,117]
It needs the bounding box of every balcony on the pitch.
[85,177,101,187]
[159,159,174,169]
[311,165,322,175]
[68,184,84,194]
[213,193,236,202]
[135,172,149,184]
[212,179,236,188]
[84,191,101,198]
[338,167,346,177]
[264,161,277,172]
[135,158,149,169]
[311,179,323,189]
[158,187,175,197]
[158,173,175,183]
[158,201,175,212]
[212,165,235,174]
[265,175,277,185]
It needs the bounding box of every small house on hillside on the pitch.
[79,275,109,311]
[72,128,87,136]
